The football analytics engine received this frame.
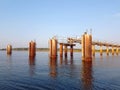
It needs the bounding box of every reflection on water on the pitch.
[70,56,74,65]
[7,54,12,62]
[29,56,36,76]
[49,57,57,78]
[60,56,63,65]
[81,61,93,90]
[64,56,68,65]
[59,56,74,65]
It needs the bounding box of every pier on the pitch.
[49,32,120,61]
[1,32,120,62]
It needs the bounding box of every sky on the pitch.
[0,0,120,48]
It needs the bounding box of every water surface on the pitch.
[0,51,120,90]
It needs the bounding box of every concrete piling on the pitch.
[70,45,73,57]
[29,41,36,57]
[59,43,63,57]
[106,46,109,56]
[49,38,58,58]
[7,44,12,55]
[82,34,85,60]
[112,47,114,55]
[64,45,68,57]
[82,32,92,61]
[100,46,103,56]
[116,47,119,55]
[92,45,95,57]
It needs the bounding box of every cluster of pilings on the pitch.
[59,43,75,57]
[49,38,76,59]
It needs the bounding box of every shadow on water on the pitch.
[29,56,36,76]
[49,57,57,78]
[81,61,93,90]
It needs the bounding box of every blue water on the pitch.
[0,51,120,90]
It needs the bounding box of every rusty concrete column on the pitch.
[7,44,12,55]
[81,34,85,60]
[49,39,58,58]
[92,45,95,57]
[100,46,103,56]
[70,45,73,57]
[116,47,119,55]
[59,43,63,57]
[106,46,109,56]
[112,46,114,55]
[89,34,92,59]
[52,39,57,57]
[49,39,52,57]
[29,41,36,57]
[64,45,68,57]
[82,32,92,61]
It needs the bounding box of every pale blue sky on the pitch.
[0,0,120,48]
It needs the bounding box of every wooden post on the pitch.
[7,44,12,55]
[29,41,36,57]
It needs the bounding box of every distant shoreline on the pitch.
[0,48,113,52]
[0,48,81,52]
